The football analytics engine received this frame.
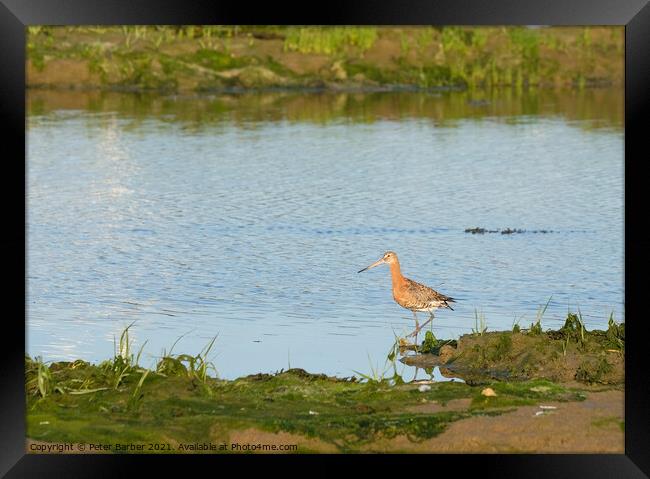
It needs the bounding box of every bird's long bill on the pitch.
[358,257,384,273]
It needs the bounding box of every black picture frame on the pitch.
[2,0,648,475]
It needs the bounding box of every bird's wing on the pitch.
[404,278,455,308]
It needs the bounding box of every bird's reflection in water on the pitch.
[408,366,465,383]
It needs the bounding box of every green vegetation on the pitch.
[575,357,614,384]
[606,312,625,351]
[23,356,597,452]
[26,26,623,93]
[419,333,458,357]
[472,309,488,336]
[406,311,625,386]
[591,416,624,432]
[470,379,585,410]
[283,27,378,55]
[529,296,552,335]
[560,311,587,348]
[352,338,405,385]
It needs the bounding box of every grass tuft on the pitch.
[472,309,488,336]
[529,296,552,335]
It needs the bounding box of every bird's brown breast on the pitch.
[392,278,448,311]
[392,282,422,310]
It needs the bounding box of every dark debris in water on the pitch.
[465,227,555,235]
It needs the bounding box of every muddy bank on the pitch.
[358,388,623,453]
[27,26,623,93]
[401,314,624,386]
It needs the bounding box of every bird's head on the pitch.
[358,251,398,273]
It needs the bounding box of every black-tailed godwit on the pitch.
[358,251,455,345]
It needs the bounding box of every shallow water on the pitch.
[27,89,624,379]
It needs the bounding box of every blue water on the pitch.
[26,90,624,379]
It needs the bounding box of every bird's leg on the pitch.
[411,311,419,352]
[407,312,421,337]
[417,312,435,337]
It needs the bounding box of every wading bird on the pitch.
[358,251,455,345]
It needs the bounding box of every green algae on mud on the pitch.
[26,355,593,453]
[401,313,624,386]
[25,313,623,453]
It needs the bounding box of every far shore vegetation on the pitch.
[27,26,623,93]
